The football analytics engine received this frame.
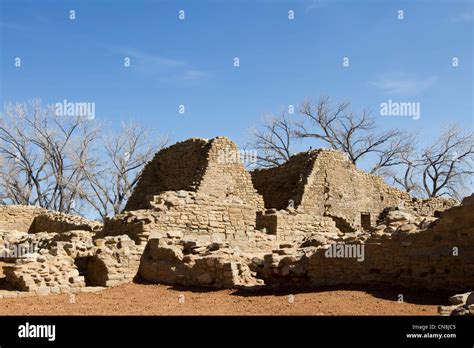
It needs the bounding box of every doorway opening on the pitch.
[361,213,371,230]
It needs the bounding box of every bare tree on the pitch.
[0,102,48,206]
[250,97,473,200]
[32,112,99,213]
[0,100,168,218]
[0,100,99,214]
[296,96,403,169]
[250,112,294,167]
[419,125,473,199]
[83,122,167,218]
[382,125,473,199]
[370,133,417,175]
[379,135,423,195]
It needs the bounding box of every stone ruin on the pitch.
[0,207,141,297]
[0,136,472,314]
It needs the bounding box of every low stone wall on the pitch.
[2,230,143,294]
[101,210,155,245]
[0,205,46,232]
[256,208,339,241]
[138,237,262,288]
[409,197,458,216]
[4,252,86,294]
[89,237,144,287]
[0,205,103,235]
[29,211,103,234]
[259,196,474,291]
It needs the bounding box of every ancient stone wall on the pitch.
[300,150,413,229]
[82,236,144,287]
[101,210,155,245]
[410,196,458,216]
[125,137,264,211]
[256,208,339,241]
[124,138,210,211]
[104,191,267,249]
[252,149,436,231]
[0,205,103,235]
[2,230,143,294]
[0,205,46,232]
[138,238,262,288]
[251,152,317,210]
[260,196,474,291]
[29,211,103,234]
[197,137,264,208]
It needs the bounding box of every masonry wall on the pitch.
[410,197,458,216]
[125,137,264,211]
[251,152,317,210]
[29,211,102,233]
[124,138,210,211]
[308,197,474,289]
[197,137,264,209]
[256,209,338,241]
[0,205,46,232]
[261,195,474,291]
[299,150,413,229]
[252,149,417,230]
[149,191,259,244]
[101,211,155,245]
[105,191,263,248]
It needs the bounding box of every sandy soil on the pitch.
[0,282,451,315]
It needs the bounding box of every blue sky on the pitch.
[1,0,473,169]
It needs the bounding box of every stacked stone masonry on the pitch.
[1,229,142,294]
[252,149,457,232]
[258,195,474,291]
[0,205,46,233]
[0,136,471,300]
[125,137,264,211]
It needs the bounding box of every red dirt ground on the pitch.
[0,282,451,315]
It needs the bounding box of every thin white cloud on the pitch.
[306,0,327,12]
[370,72,437,96]
[110,46,208,82]
[0,20,26,31]
[449,11,473,23]
[178,69,208,81]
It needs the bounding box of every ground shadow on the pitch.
[0,261,17,291]
[133,277,455,305]
[229,283,454,306]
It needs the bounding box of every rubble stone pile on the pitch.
[439,291,474,316]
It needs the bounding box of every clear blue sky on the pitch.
[1,0,473,167]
